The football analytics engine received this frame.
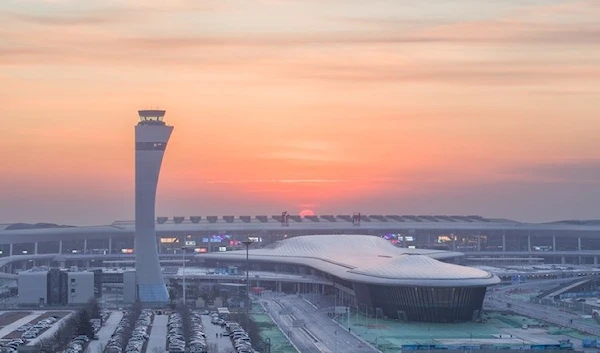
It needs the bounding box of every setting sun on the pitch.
[299,210,316,217]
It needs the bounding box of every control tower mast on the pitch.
[134,109,173,303]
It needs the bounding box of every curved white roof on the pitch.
[202,234,500,287]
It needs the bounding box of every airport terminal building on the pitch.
[1,215,600,265]
[200,234,500,323]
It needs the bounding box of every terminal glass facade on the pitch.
[368,285,487,323]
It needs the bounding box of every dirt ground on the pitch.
[0,312,32,327]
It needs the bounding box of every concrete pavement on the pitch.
[146,314,168,353]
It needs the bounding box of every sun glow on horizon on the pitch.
[299,210,316,217]
[2,0,600,224]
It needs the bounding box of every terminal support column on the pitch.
[108,238,112,254]
[552,236,556,251]
[502,231,506,252]
[34,242,38,255]
[83,239,87,254]
[9,243,13,257]
[58,240,63,254]
[527,233,531,252]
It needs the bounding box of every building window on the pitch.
[71,288,75,293]
[71,278,75,283]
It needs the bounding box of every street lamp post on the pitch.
[242,239,253,321]
[181,246,186,304]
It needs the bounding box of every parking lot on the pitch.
[3,311,70,339]
[0,312,40,338]
[0,310,71,352]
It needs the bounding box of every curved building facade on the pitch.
[134,110,172,303]
[201,234,500,323]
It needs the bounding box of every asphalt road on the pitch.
[261,293,379,353]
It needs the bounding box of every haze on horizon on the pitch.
[2,0,600,225]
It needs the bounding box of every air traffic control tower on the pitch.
[134,110,173,303]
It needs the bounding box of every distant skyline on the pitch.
[2,0,600,225]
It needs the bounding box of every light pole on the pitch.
[181,246,186,304]
[347,306,350,332]
[242,239,253,320]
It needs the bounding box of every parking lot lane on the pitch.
[86,311,124,353]
[200,315,234,353]
[0,312,43,339]
[146,314,168,353]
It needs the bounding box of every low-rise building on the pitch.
[18,268,96,306]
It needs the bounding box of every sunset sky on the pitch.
[2,0,600,225]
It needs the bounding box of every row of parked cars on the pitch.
[209,313,258,353]
[124,309,152,353]
[87,309,111,339]
[167,311,208,353]
[105,309,150,353]
[0,338,25,353]
[59,334,91,353]
[17,315,61,340]
[58,310,109,353]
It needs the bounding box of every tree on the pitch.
[87,298,101,319]
[76,309,95,339]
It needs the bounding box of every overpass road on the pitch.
[485,282,600,337]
